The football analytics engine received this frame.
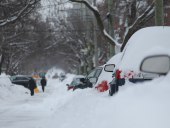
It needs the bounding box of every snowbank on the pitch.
[45,72,170,128]
[0,74,29,103]
[1,68,170,128]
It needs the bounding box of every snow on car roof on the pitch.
[119,26,170,71]
[106,52,122,65]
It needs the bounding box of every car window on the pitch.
[15,77,21,80]
[22,77,29,80]
[10,76,16,81]
[87,67,103,78]
[87,69,96,78]
[94,68,102,78]
[15,77,29,81]
[70,78,82,86]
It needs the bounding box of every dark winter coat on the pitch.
[40,78,47,86]
[29,78,37,90]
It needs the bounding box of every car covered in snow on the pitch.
[66,75,85,90]
[70,64,116,91]
[10,75,34,88]
[94,53,122,93]
[59,73,66,81]
[70,67,103,91]
[72,53,122,93]
[109,26,170,95]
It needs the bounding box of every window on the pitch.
[94,68,102,78]
[87,69,96,78]
[87,67,103,78]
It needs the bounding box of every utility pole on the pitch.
[108,0,115,57]
[155,0,164,25]
[93,0,98,67]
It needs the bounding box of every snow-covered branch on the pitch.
[69,0,121,47]
[121,1,155,51]
[0,0,40,27]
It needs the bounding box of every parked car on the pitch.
[66,75,85,90]
[10,75,33,88]
[70,64,114,91]
[94,53,122,93]
[109,26,170,95]
[70,67,103,91]
[59,73,66,81]
[52,73,59,79]
[69,53,122,92]
[72,53,122,92]
[73,77,93,91]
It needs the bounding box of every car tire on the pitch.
[115,84,119,92]
[109,83,119,96]
[109,84,115,96]
[109,90,113,96]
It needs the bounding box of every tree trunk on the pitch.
[155,0,164,25]
[108,0,115,57]
[0,54,4,75]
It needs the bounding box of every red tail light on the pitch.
[116,70,122,79]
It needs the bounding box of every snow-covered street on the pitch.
[0,74,75,128]
[0,0,170,128]
[1,71,170,128]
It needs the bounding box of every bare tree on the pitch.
[0,0,41,74]
[0,0,40,27]
[69,0,155,52]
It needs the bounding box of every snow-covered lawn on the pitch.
[0,71,170,128]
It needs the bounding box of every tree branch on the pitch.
[121,1,155,51]
[0,0,40,27]
[69,0,121,47]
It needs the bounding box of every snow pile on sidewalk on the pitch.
[108,73,170,128]
[0,73,29,102]
[43,72,170,128]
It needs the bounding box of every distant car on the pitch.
[10,75,33,88]
[52,73,59,79]
[66,75,85,90]
[59,73,66,81]
[109,26,170,96]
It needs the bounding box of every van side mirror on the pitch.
[104,64,115,72]
[140,55,170,75]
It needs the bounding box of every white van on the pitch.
[110,26,170,93]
